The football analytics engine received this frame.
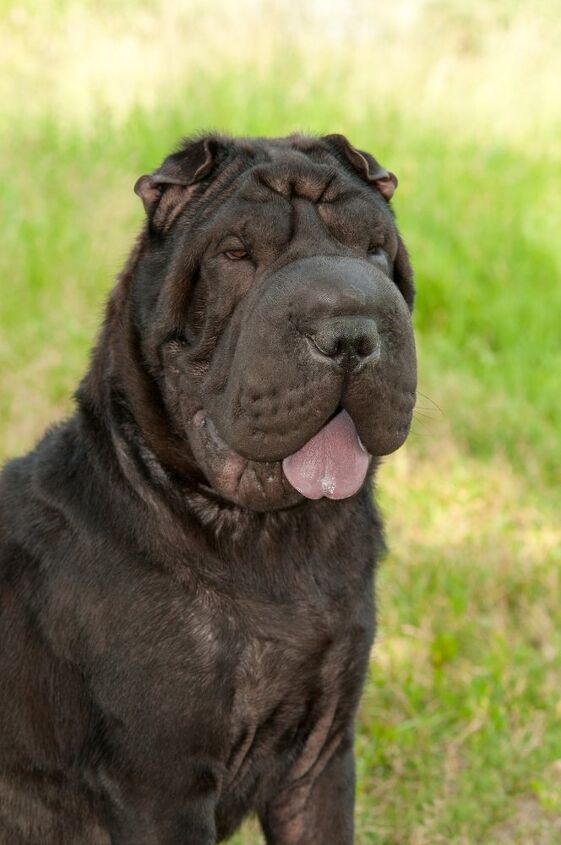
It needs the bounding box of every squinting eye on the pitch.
[368,246,390,268]
[224,249,248,261]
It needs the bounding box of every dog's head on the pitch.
[92,133,416,511]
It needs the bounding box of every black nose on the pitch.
[307,316,380,370]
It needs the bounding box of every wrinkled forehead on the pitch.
[180,141,395,255]
[239,152,340,204]
[218,160,389,248]
[201,146,389,228]
[237,143,364,204]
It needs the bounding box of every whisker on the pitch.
[412,414,433,431]
[415,391,445,416]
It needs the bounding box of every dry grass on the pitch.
[3,0,561,156]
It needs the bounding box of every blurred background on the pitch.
[1,0,560,842]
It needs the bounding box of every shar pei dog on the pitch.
[0,133,416,844]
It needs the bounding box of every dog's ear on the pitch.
[324,133,398,201]
[134,137,219,230]
[394,235,415,311]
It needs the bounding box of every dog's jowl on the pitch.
[0,134,416,844]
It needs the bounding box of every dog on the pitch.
[0,133,416,844]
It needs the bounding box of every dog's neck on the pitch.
[77,345,373,576]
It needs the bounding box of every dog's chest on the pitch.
[210,574,371,780]
[211,561,358,700]
[200,538,371,707]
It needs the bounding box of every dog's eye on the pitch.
[224,249,249,261]
[368,245,391,270]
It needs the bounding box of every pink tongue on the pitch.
[282,410,370,500]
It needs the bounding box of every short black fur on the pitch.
[0,133,416,844]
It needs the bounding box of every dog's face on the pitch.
[127,134,416,511]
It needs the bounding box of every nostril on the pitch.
[306,317,379,369]
[308,333,340,359]
[308,337,327,357]
[357,332,377,358]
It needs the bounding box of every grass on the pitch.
[1,1,560,842]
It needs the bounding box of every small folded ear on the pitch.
[324,133,398,201]
[134,136,219,229]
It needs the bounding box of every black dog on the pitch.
[0,133,416,844]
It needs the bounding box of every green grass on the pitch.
[1,1,561,842]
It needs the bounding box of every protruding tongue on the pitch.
[282,409,370,500]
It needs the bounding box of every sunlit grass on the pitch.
[1,1,560,842]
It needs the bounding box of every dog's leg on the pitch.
[258,726,355,845]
